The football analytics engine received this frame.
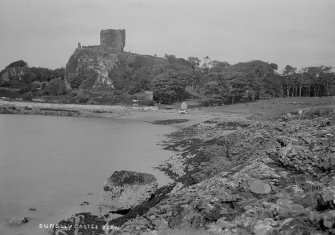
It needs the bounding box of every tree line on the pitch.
[186,56,335,104]
[0,60,66,98]
[1,57,334,105]
[118,54,335,105]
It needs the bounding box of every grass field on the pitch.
[205,96,335,120]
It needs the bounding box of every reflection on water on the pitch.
[0,114,173,235]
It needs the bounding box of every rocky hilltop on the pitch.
[65,29,168,90]
[0,60,28,87]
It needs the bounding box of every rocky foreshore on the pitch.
[121,115,335,234]
[51,108,335,235]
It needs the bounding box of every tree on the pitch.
[262,72,283,98]
[303,66,335,97]
[232,60,279,99]
[201,56,211,73]
[31,81,42,93]
[187,56,201,70]
[209,60,230,73]
[52,67,65,79]
[282,65,297,97]
[46,77,66,96]
[164,54,179,64]
[151,69,187,104]
[69,74,82,89]
[202,68,249,104]
[28,67,53,82]
[316,66,334,97]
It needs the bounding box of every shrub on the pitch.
[77,93,90,103]
[300,107,335,119]
[69,75,82,89]
[22,92,33,101]
[70,90,78,97]
[45,77,66,96]
[31,81,42,93]
[138,100,156,106]
[200,97,225,107]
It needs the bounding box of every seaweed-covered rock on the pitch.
[99,170,158,214]
[121,117,335,234]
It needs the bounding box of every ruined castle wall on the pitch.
[100,29,125,52]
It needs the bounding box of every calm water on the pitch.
[0,114,173,235]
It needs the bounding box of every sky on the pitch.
[0,0,334,71]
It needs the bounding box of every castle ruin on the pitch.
[79,29,126,53]
[100,29,125,52]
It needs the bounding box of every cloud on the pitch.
[0,0,334,70]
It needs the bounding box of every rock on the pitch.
[169,182,183,195]
[207,217,232,233]
[99,170,158,214]
[7,217,30,226]
[239,161,280,179]
[80,201,89,206]
[55,117,335,234]
[250,180,271,194]
[55,213,106,235]
[277,202,308,219]
[316,186,335,211]
[0,63,27,83]
[319,210,335,229]
[253,219,275,235]
[275,217,314,235]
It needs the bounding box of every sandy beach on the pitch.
[0,99,246,128]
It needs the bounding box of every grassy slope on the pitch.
[204,96,335,120]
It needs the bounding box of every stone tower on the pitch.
[100,29,126,53]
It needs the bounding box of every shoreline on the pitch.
[0,99,242,234]
[3,98,335,234]
[0,99,239,128]
[0,109,180,235]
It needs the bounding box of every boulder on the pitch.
[250,180,271,194]
[253,219,276,235]
[99,170,158,214]
[316,186,335,211]
[275,217,312,235]
[276,200,308,219]
[318,210,335,229]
